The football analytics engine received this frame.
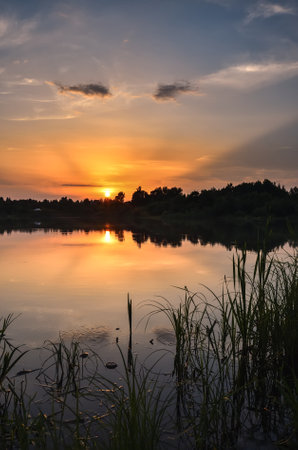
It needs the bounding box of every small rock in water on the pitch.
[80,352,89,359]
[105,361,118,369]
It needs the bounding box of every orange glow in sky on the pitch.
[0,0,297,200]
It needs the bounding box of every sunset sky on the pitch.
[0,0,297,200]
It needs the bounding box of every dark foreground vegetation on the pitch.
[1,249,298,449]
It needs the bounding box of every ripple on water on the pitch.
[153,327,175,346]
[60,326,110,344]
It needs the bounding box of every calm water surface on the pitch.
[0,228,242,349]
[0,228,293,449]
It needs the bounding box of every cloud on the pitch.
[7,114,76,121]
[61,183,103,187]
[153,81,198,101]
[200,61,298,90]
[245,2,296,23]
[178,121,298,187]
[0,17,37,47]
[0,171,16,186]
[8,77,43,86]
[51,82,112,98]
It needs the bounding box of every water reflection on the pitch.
[153,327,175,346]
[103,230,112,244]
[0,227,294,349]
[1,222,295,251]
[60,325,111,344]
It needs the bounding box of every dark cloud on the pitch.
[61,183,103,187]
[0,173,15,186]
[153,81,198,101]
[53,82,112,98]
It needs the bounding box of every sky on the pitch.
[0,0,297,200]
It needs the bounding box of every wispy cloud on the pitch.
[50,82,112,98]
[7,114,76,121]
[245,2,296,23]
[0,171,16,186]
[0,16,37,47]
[8,77,43,86]
[200,61,298,90]
[153,81,198,101]
[61,183,103,187]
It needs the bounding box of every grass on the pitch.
[0,306,172,449]
[94,347,172,450]
[127,294,133,372]
[144,248,298,448]
[0,249,298,448]
[0,314,27,386]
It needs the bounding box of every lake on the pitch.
[0,228,241,348]
[0,227,296,449]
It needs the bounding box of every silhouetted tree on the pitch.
[149,186,183,201]
[131,186,149,206]
[114,191,125,203]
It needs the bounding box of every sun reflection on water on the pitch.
[104,230,112,243]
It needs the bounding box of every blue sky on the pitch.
[0,0,297,199]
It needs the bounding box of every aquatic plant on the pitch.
[0,249,297,448]
[94,347,172,450]
[0,314,27,386]
[145,248,298,448]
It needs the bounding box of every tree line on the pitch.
[1,179,298,221]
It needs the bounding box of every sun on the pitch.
[103,189,111,198]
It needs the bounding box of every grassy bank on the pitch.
[1,250,298,449]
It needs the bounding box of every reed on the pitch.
[127,294,133,372]
[146,248,298,448]
[0,314,27,387]
[94,347,172,450]
[0,249,297,448]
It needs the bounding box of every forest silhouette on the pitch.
[1,179,297,251]
[1,179,297,220]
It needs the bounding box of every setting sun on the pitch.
[104,189,111,198]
